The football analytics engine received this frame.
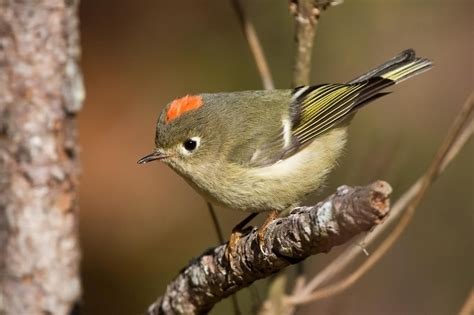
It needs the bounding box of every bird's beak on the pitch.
[137,149,168,164]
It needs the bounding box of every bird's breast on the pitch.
[173,127,348,213]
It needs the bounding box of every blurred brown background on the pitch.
[78,1,473,314]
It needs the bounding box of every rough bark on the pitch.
[147,181,392,315]
[0,1,83,314]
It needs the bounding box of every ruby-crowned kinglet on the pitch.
[138,49,431,214]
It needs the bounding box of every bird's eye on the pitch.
[180,136,201,155]
[183,139,197,151]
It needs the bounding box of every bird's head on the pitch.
[138,94,223,175]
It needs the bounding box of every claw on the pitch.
[225,229,242,261]
[224,213,258,262]
[257,210,279,252]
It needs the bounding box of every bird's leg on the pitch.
[257,210,279,247]
[225,212,259,261]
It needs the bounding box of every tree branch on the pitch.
[146,181,392,314]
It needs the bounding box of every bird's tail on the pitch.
[349,49,433,84]
[349,49,432,109]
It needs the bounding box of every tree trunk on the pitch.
[0,1,83,314]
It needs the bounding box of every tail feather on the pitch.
[349,49,432,110]
[380,57,432,84]
[288,49,432,147]
[349,49,433,84]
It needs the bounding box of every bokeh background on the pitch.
[78,1,473,314]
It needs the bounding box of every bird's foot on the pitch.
[224,213,258,262]
[257,210,279,252]
[225,229,243,262]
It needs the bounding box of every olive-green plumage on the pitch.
[139,49,432,213]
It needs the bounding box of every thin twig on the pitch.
[441,118,473,172]
[290,0,341,87]
[458,289,474,315]
[231,0,274,90]
[290,0,318,87]
[288,93,474,305]
[207,202,225,244]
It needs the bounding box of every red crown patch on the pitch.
[165,95,203,123]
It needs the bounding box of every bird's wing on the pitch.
[239,50,432,167]
[243,79,393,167]
[289,80,389,145]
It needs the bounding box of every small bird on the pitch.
[138,49,431,254]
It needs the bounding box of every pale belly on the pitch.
[177,127,348,213]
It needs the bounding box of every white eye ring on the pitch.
[180,136,201,155]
